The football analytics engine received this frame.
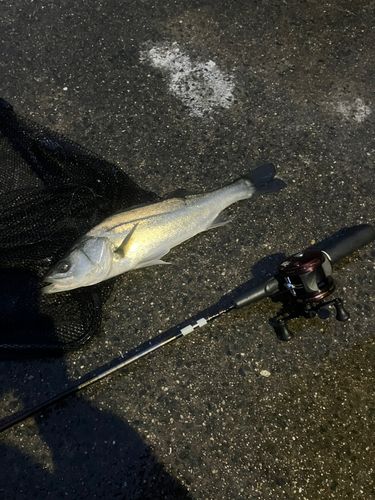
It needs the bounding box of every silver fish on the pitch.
[43,163,285,293]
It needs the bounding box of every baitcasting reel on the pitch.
[233,224,375,340]
[272,249,349,340]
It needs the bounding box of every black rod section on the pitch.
[0,301,234,433]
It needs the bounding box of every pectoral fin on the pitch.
[114,223,139,258]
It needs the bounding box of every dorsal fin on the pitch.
[163,188,195,200]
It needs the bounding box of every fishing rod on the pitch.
[1,223,374,433]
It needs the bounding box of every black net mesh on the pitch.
[0,98,159,358]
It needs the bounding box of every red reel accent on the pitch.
[278,250,324,275]
[278,250,335,304]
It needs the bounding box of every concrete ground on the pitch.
[1,0,375,498]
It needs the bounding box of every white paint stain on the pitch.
[141,42,235,118]
[336,98,372,123]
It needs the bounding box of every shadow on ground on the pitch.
[0,362,191,500]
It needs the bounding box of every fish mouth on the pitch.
[42,281,74,294]
[42,283,66,294]
[42,275,75,294]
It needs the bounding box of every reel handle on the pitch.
[318,224,375,265]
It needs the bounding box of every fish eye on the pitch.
[57,260,71,273]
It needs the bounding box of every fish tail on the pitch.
[246,163,286,195]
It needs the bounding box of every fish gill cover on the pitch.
[0,99,159,358]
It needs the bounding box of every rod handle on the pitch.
[234,277,280,309]
[319,224,375,264]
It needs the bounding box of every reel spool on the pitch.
[278,250,335,304]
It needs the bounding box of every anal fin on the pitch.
[206,213,232,230]
[133,259,171,270]
[133,246,171,270]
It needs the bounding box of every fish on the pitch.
[43,163,285,293]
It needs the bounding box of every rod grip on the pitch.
[234,277,280,308]
[319,224,375,264]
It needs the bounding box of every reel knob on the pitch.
[333,298,350,322]
[275,319,294,341]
